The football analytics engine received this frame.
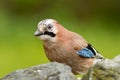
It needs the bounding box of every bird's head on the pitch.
[34,19,60,41]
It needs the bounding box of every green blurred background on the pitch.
[0,0,120,77]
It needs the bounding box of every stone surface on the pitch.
[82,55,120,80]
[1,55,120,80]
[0,62,77,80]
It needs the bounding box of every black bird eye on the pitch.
[47,25,53,29]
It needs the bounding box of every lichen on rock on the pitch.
[0,62,77,80]
[82,55,120,80]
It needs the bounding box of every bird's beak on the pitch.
[34,30,44,36]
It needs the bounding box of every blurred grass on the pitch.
[0,9,120,78]
[0,11,50,77]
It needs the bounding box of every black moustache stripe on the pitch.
[44,31,56,37]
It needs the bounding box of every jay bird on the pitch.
[34,19,103,74]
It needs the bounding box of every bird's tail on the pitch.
[93,52,104,65]
[95,52,104,59]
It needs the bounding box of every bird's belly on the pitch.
[45,47,94,74]
[45,47,71,63]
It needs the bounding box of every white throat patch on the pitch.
[39,35,57,42]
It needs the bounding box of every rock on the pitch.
[82,55,120,80]
[0,62,77,80]
[2,55,120,80]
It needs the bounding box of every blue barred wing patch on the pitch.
[76,48,95,58]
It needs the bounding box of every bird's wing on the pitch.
[76,44,103,58]
[76,44,96,58]
[71,33,103,58]
[76,47,94,58]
